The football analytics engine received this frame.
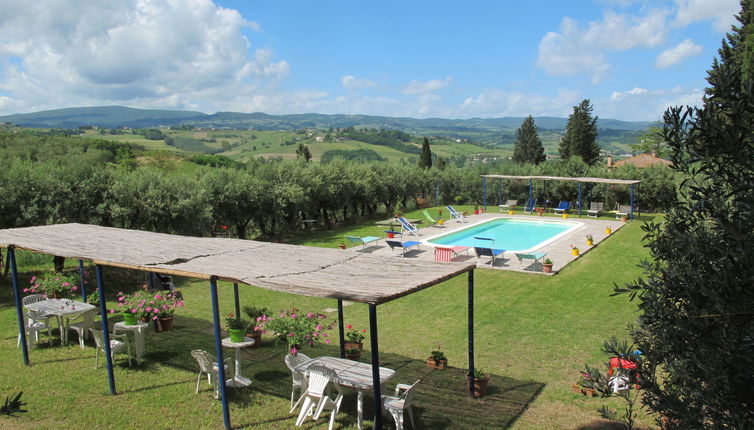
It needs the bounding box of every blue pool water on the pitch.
[427,218,581,252]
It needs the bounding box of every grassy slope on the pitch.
[0,210,653,429]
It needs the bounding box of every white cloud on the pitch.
[402,77,453,95]
[341,75,377,91]
[655,39,703,68]
[537,9,670,83]
[674,0,739,32]
[599,86,704,120]
[610,87,648,100]
[459,88,582,118]
[0,0,286,114]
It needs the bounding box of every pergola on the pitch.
[481,175,641,219]
[0,223,478,430]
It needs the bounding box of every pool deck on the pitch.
[345,211,627,275]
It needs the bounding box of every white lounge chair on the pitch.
[191,349,232,399]
[382,379,421,430]
[292,364,344,430]
[67,308,98,349]
[90,328,132,369]
[587,202,604,218]
[616,204,632,219]
[284,352,311,411]
[499,199,518,212]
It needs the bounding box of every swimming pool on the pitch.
[426,218,583,252]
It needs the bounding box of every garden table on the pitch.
[25,299,96,345]
[113,321,149,364]
[295,355,395,429]
[222,336,256,388]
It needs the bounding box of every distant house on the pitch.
[315,136,325,142]
[608,151,672,168]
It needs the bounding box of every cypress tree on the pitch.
[295,143,312,162]
[559,99,600,165]
[419,136,432,169]
[617,1,754,426]
[512,115,546,164]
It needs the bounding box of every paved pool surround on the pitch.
[346,211,626,275]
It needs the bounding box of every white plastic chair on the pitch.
[191,349,233,399]
[16,308,52,350]
[382,379,421,430]
[67,308,98,349]
[292,364,343,430]
[90,328,132,368]
[284,352,311,412]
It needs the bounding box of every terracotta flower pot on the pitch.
[543,263,553,273]
[338,244,346,250]
[245,331,262,348]
[344,341,363,351]
[466,374,490,398]
[157,316,174,331]
[345,351,361,361]
[426,357,448,369]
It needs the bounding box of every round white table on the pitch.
[113,321,149,364]
[221,336,256,387]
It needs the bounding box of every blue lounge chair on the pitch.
[345,235,381,249]
[385,239,421,257]
[523,199,537,214]
[474,247,505,266]
[397,217,420,237]
[553,201,570,214]
[514,251,547,268]
[446,206,467,223]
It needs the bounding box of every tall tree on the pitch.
[559,99,600,165]
[512,115,546,164]
[617,2,754,427]
[296,143,312,162]
[418,137,432,169]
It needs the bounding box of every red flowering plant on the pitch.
[345,323,367,343]
[113,290,185,321]
[24,272,79,298]
[260,309,334,355]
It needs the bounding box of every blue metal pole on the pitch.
[468,270,475,397]
[482,177,487,212]
[78,259,86,302]
[95,265,116,395]
[577,182,583,217]
[637,183,641,219]
[629,184,635,220]
[368,304,383,430]
[337,299,345,358]
[209,277,231,430]
[233,283,240,319]
[9,247,29,366]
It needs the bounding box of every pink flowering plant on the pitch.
[24,272,79,298]
[114,290,185,321]
[261,308,333,354]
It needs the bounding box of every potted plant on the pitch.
[338,243,347,250]
[243,305,268,348]
[426,345,447,369]
[571,245,580,256]
[261,309,334,355]
[24,272,79,299]
[466,368,490,397]
[542,258,553,273]
[86,290,100,308]
[153,291,185,331]
[344,323,366,352]
[605,226,612,235]
[586,234,594,246]
[226,313,248,343]
[344,347,361,361]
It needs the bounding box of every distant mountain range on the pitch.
[0,105,656,150]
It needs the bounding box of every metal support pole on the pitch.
[148,272,155,290]
[529,178,533,206]
[9,247,29,366]
[210,277,231,430]
[637,183,641,219]
[468,270,476,397]
[78,259,86,302]
[577,182,583,217]
[95,265,116,395]
[435,182,440,206]
[233,283,240,319]
[630,184,635,220]
[369,304,383,430]
[482,177,487,212]
[337,299,345,358]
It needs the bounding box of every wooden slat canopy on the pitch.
[0,223,474,304]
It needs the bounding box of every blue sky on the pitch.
[0,0,741,121]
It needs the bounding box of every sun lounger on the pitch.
[422,210,444,227]
[474,247,505,266]
[616,204,632,219]
[499,199,518,212]
[345,235,381,249]
[446,206,467,223]
[587,202,604,218]
[434,245,471,262]
[514,251,547,268]
[396,217,420,237]
[553,201,570,214]
[385,239,421,257]
[523,199,537,214]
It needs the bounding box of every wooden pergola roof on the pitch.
[481,175,640,184]
[0,223,475,305]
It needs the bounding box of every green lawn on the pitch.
[0,213,656,429]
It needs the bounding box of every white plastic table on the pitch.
[221,336,256,387]
[25,299,97,345]
[294,356,395,429]
[113,321,149,364]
